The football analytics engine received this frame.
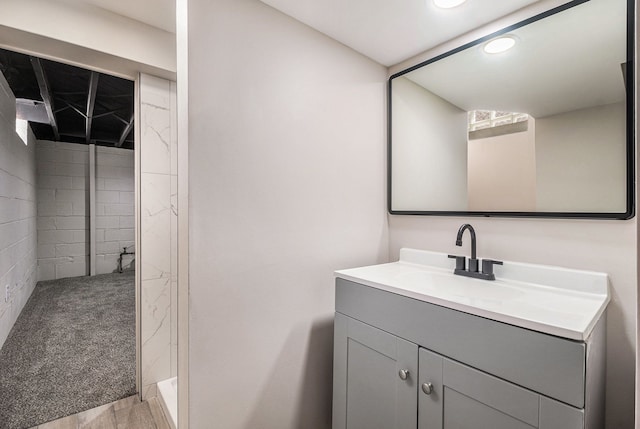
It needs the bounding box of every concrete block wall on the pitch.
[96,146,135,274]
[36,142,134,280]
[36,141,89,281]
[0,71,37,349]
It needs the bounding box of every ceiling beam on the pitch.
[117,114,134,148]
[93,109,124,119]
[59,132,87,138]
[86,72,99,144]
[60,100,87,118]
[54,91,86,96]
[113,114,130,126]
[99,93,133,99]
[54,105,72,114]
[30,57,60,141]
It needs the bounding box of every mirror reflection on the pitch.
[390,0,632,217]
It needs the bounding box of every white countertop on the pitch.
[335,249,610,340]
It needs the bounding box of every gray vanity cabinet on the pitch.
[333,313,418,429]
[420,345,537,429]
[333,278,604,429]
[418,348,583,429]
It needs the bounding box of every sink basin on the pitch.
[335,249,609,340]
[396,270,526,301]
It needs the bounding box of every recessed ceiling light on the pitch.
[483,36,516,54]
[433,0,467,9]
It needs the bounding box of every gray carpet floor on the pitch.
[0,272,136,429]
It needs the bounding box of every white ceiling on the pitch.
[259,0,542,66]
[403,0,627,118]
[67,0,176,33]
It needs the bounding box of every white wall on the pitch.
[36,141,89,280]
[185,0,388,426]
[535,102,627,212]
[392,77,468,211]
[95,146,135,274]
[139,73,178,399]
[0,0,175,78]
[0,73,37,350]
[468,121,537,211]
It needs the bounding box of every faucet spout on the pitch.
[456,223,476,261]
[451,223,500,280]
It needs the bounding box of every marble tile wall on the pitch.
[170,82,178,378]
[140,73,177,399]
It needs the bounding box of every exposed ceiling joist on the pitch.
[30,57,60,141]
[93,109,126,119]
[59,131,90,138]
[113,114,130,126]
[61,100,87,118]
[86,72,99,144]
[3,49,134,149]
[117,114,134,147]
[54,105,71,114]
[59,132,132,145]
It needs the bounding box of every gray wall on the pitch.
[392,77,468,211]
[0,72,37,350]
[186,0,388,426]
[535,102,626,212]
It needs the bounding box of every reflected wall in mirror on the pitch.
[389,0,634,218]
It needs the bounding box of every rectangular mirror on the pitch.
[389,0,634,219]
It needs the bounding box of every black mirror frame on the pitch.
[388,0,635,220]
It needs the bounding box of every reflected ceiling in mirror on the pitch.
[389,0,634,219]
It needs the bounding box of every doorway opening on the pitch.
[0,48,137,428]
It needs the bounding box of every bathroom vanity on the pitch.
[332,249,609,429]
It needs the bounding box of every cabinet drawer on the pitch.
[444,388,535,429]
[336,278,586,408]
[443,358,539,427]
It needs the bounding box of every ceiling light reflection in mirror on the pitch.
[484,36,517,54]
[433,0,467,9]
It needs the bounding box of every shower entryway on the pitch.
[0,49,179,428]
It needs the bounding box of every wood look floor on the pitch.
[30,395,170,429]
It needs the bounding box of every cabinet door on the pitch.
[419,348,540,429]
[418,348,443,429]
[333,313,418,429]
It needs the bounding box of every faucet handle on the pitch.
[481,259,503,280]
[448,254,466,271]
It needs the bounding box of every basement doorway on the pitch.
[0,48,137,428]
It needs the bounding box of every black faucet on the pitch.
[456,223,478,272]
[448,223,503,281]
